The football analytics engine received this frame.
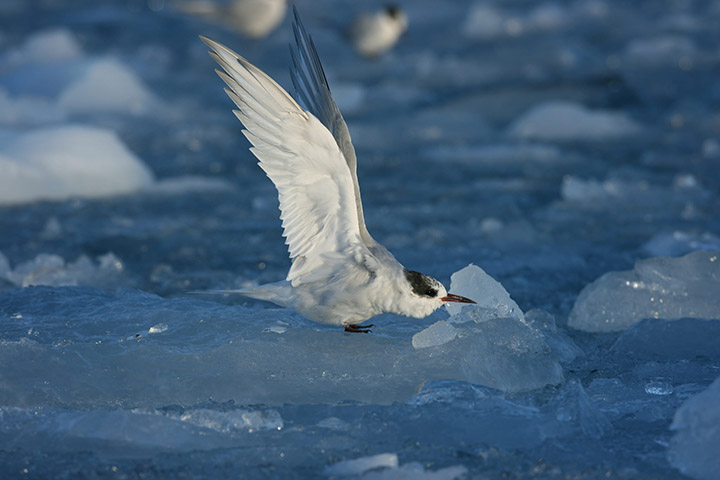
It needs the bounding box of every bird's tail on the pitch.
[190,281,292,307]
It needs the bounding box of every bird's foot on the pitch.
[343,323,374,333]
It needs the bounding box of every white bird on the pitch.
[200,8,474,333]
[349,5,408,58]
[176,0,286,39]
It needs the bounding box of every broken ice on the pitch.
[569,250,720,332]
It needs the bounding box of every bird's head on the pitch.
[400,269,476,318]
[385,5,409,33]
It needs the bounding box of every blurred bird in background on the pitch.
[174,0,287,39]
[349,5,408,58]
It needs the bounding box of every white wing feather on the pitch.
[201,36,371,286]
[289,7,376,248]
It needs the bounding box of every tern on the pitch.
[201,8,475,333]
[349,5,408,58]
[177,0,286,39]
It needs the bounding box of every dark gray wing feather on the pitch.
[289,7,376,247]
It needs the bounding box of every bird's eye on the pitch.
[426,288,438,298]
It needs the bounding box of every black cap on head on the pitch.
[404,269,439,298]
[385,5,402,18]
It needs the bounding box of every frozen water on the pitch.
[1,0,719,477]
[569,251,720,332]
[0,125,155,204]
[668,375,720,480]
[509,101,643,141]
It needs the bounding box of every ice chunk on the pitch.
[624,35,697,66]
[446,264,524,323]
[560,176,644,202]
[5,28,83,66]
[508,101,642,141]
[148,323,168,334]
[0,124,154,204]
[409,379,607,449]
[57,58,161,115]
[325,453,399,476]
[437,265,564,392]
[525,309,583,363]
[2,252,125,288]
[668,375,720,480]
[558,173,706,209]
[645,381,673,396]
[569,251,720,332]
[412,320,457,349]
[446,314,563,392]
[643,231,720,257]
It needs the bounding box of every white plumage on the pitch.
[201,8,474,332]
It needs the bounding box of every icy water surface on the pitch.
[1,0,719,478]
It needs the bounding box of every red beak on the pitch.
[440,293,476,304]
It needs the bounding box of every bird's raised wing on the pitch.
[288,7,376,248]
[202,36,372,286]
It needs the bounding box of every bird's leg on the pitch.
[343,323,374,333]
